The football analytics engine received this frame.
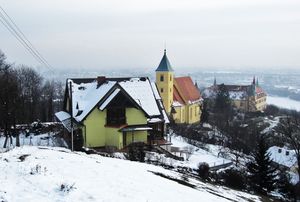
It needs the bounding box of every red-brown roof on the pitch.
[256,86,265,94]
[173,85,185,105]
[174,76,201,102]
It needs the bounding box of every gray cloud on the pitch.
[0,0,300,70]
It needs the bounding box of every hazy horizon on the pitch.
[1,0,300,70]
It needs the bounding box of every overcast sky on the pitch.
[0,0,300,70]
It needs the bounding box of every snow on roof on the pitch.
[70,79,116,122]
[147,118,163,123]
[55,111,71,121]
[120,126,153,132]
[268,146,297,168]
[119,78,161,117]
[229,91,247,100]
[161,107,170,124]
[55,111,79,132]
[68,77,166,122]
[99,88,120,111]
[202,88,216,99]
[150,82,161,100]
[172,101,183,107]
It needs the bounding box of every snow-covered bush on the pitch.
[30,164,42,175]
[59,183,76,193]
[30,164,47,175]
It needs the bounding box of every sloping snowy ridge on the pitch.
[0,146,261,202]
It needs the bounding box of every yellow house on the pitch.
[55,77,169,150]
[155,50,202,124]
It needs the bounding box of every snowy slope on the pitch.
[267,96,300,111]
[170,135,231,168]
[0,146,260,202]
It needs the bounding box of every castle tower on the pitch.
[155,49,174,114]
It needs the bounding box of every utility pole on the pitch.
[69,81,74,151]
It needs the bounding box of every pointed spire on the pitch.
[155,49,174,72]
[252,76,256,85]
[195,81,198,89]
[256,78,259,86]
[214,76,217,86]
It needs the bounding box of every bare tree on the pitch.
[0,51,20,147]
[40,80,55,122]
[16,66,43,123]
[276,111,300,181]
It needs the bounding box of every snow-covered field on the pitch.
[0,133,67,152]
[267,96,300,111]
[0,146,260,202]
[170,135,231,168]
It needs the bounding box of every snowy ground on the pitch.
[0,133,67,152]
[261,116,280,134]
[169,135,231,168]
[267,96,300,111]
[146,134,232,172]
[0,146,261,202]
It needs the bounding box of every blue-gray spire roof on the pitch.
[155,49,174,72]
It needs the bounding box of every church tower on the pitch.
[155,49,174,114]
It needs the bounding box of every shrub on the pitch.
[127,142,145,162]
[60,183,75,193]
[197,162,210,181]
[276,171,297,201]
[220,168,246,190]
[30,164,42,175]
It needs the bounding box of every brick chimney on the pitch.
[97,76,106,88]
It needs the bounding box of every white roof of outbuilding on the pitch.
[268,146,297,168]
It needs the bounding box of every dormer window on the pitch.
[278,148,282,153]
[286,151,289,156]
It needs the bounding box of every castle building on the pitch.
[155,50,202,124]
[203,77,267,112]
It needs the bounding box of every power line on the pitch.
[0,5,53,70]
[0,10,50,69]
[0,16,42,66]
[0,6,52,69]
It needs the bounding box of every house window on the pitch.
[160,75,164,81]
[190,108,192,119]
[106,107,126,126]
[170,88,172,93]
[161,88,164,93]
[170,75,172,81]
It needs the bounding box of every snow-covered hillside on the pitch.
[267,96,300,111]
[0,146,261,202]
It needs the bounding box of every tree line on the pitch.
[0,50,64,147]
